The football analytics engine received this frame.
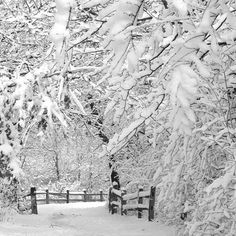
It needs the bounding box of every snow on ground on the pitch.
[0,202,176,236]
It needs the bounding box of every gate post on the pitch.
[108,187,112,213]
[66,190,70,203]
[46,189,49,204]
[83,189,87,202]
[100,190,103,201]
[121,188,127,215]
[30,187,38,214]
[148,186,156,221]
[112,182,118,214]
[138,186,143,218]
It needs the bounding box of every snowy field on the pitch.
[0,202,176,236]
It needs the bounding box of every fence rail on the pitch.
[108,183,156,221]
[21,187,108,214]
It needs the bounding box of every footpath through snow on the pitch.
[0,202,176,236]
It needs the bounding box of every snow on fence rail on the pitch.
[21,187,108,214]
[108,183,156,221]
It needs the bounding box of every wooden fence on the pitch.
[22,187,108,214]
[108,183,156,221]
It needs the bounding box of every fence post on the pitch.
[83,189,87,202]
[138,186,143,219]
[108,187,112,213]
[100,190,103,201]
[121,188,127,216]
[46,189,49,204]
[148,186,156,221]
[30,187,38,214]
[66,190,69,203]
[112,182,118,214]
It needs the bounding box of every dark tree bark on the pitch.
[161,0,168,9]
[86,95,120,189]
[109,155,120,189]
[54,153,60,181]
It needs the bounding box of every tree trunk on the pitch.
[109,155,120,189]
[54,153,60,181]
[86,95,121,189]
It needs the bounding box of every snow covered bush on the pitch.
[1,1,236,236]
[184,164,236,236]
[0,0,68,217]
[76,0,236,235]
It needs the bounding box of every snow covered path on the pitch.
[0,202,176,236]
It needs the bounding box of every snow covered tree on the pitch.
[1,0,236,235]
[77,0,236,234]
[21,122,110,192]
[0,68,21,216]
[0,0,65,217]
